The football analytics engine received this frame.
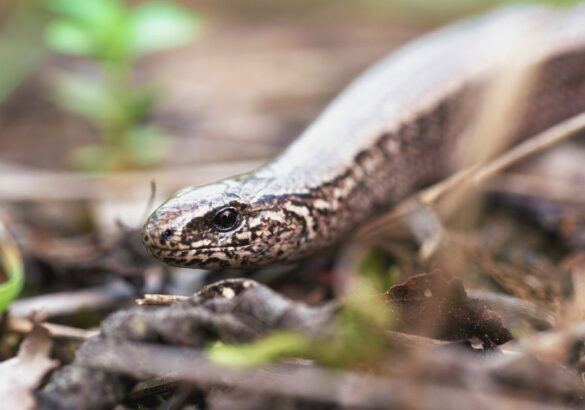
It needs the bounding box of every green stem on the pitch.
[99,58,134,151]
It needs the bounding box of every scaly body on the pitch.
[143,5,585,268]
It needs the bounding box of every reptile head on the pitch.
[142,176,309,269]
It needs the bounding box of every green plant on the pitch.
[208,276,392,368]
[44,0,202,171]
[359,247,400,292]
[0,227,24,314]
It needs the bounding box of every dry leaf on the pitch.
[0,323,59,409]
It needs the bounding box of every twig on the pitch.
[141,180,157,223]
[137,294,190,306]
[505,319,585,366]
[78,339,569,410]
[449,112,585,197]
[9,281,135,319]
[0,159,263,202]
[488,172,585,205]
[6,316,97,340]
[386,330,449,349]
[357,111,585,240]
[467,289,556,326]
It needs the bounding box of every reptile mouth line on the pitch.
[149,244,250,257]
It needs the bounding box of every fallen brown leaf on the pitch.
[387,272,513,345]
[0,323,59,409]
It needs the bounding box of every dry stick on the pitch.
[140,179,157,223]
[83,339,568,410]
[137,294,190,306]
[9,281,135,319]
[0,159,264,202]
[488,172,585,205]
[357,111,585,241]
[466,289,556,326]
[6,316,97,340]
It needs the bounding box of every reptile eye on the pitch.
[162,229,174,240]
[212,207,240,231]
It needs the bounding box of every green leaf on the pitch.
[51,74,122,124]
[207,275,393,369]
[45,0,131,61]
[125,87,160,122]
[0,230,24,314]
[359,248,400,292]
[128,2,201,56]
[208,333,312,368]
[45,0,124,27]
[45,20,94,55]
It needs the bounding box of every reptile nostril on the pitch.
[162,229,174,241]
[142,220,159,245]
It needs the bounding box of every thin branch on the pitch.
[81,339,568,410]
[137,294,190,306]
[6,316,97,340]
[488,172,585,205]
[357,111,585,241]
[9,281,134,319]
[0,159,263,202]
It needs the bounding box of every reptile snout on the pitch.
[142,212,177,250]
[142,218,159,247]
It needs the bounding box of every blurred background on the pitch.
[0,0,527,233]
[0,0,576,229]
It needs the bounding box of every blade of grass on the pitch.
[0,221,24,314]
